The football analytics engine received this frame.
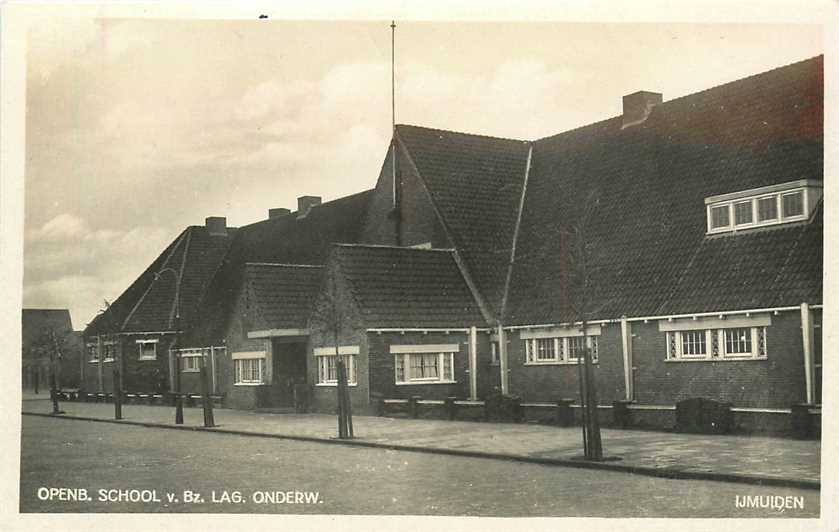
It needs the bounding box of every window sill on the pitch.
[103,358,115,364]
[665,357,767,363]
[395,380,457,386]
[88,360,100,364]
[316,382,358,387]
[181,368,200,373]
[138,357,157,361]
[234,382,265,386]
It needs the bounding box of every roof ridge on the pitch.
[238,189,375,230]
[245,262,325,268]
[333,242,456,252]
[396,123,529,144]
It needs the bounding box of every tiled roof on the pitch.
[186,191,372,345]
[241,263,324,331]
[502,55,823,324]
[332,244,487,328]
[396,125,530,321]
[84,225,236,336]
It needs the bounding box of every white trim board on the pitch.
[658,315,771,332]
[390,344,460,354]
[231,351,267,360]
[313,345,360,356]
[247,328,309,338]
[520,324,602,340]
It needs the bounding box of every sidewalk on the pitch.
[21,395,820,488]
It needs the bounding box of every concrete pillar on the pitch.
[801,303,815,404]
[620,317,634,401]
[468,326,478,400]
[497,325,509,395]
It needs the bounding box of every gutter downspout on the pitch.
[497,325,509,394]
[469,326,478,400]
[620,316,634,401]
[801,302,815,404]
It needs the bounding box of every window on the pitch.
[710,205,730,229]
[490,341,500,365]
[757,196,778,222]
[87,343,99,363]
[314,346,358,386]
[782,191,804,218]
[733,201,753,225]
[180,349,203,372]
[705,180,820,234]
[102,342,116,363]
[524,334,599,365]
[232,351,267,385]
[666,327,766,361]
[390,344,458,385]
[137,340,157,360]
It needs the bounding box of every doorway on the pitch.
[271,339,308,406]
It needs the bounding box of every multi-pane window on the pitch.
[706,181,818,234]
[233,357,265,385]
[180,350,203,372]
[734,201,753,225]
[667,327,766,360]
[782,191,804,218]
[710,205,730,229]
[102,342,116,362]
[394,351,456,384]
[724,328,752,355]
[757,196,778,222]
[87,343,99,363]
[681,330,707,356]
[316,354,357,385]
[137,340,157,360]
[525,336,598,364]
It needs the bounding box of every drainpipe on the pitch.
[800,303,815,404]
[468,326,478,400]
[620,316,634,401]
[497,325,509,394]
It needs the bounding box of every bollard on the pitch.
[556,398,575,427]
[409,395,421,419]
[445,396,458,421]
[113,368,123,420]
[199,365,215,428]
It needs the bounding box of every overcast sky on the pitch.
[23,18,822,328]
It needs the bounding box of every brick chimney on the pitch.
[268,208,291,219]
[622,91,662,129]
[205,216,227,236]
[296,196,322,218]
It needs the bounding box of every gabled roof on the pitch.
[502,55,823,324]
[241,263,324,331]
[331,244,487,328]
[22,309,73,348]
[84,225,236,336]
[395,125,530,321]
[186,191,372,345]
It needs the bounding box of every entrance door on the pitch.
[271,340,308,406]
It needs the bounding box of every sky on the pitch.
[22,18,823,329]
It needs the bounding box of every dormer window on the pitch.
[705,180,821,234]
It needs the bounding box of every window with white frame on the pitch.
[705,180,821,234]
[522,326,601,365]
[102,341,116,363]
[390,344,458,385]
[666,326,767,361]
[179,349,203,372]
[314,346,358,386]
[137,339,158,360]
[232,351,266,385]
[87,343,99,363]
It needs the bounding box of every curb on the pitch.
[22,411,820,491]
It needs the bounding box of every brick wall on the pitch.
[631,311,806,408]
[506,324,626,404]
[308,259,371,413]
[367,331,471,400]
[361,143,451,249]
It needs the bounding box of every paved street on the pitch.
[21,395,820,485]
[20,415,818,517]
